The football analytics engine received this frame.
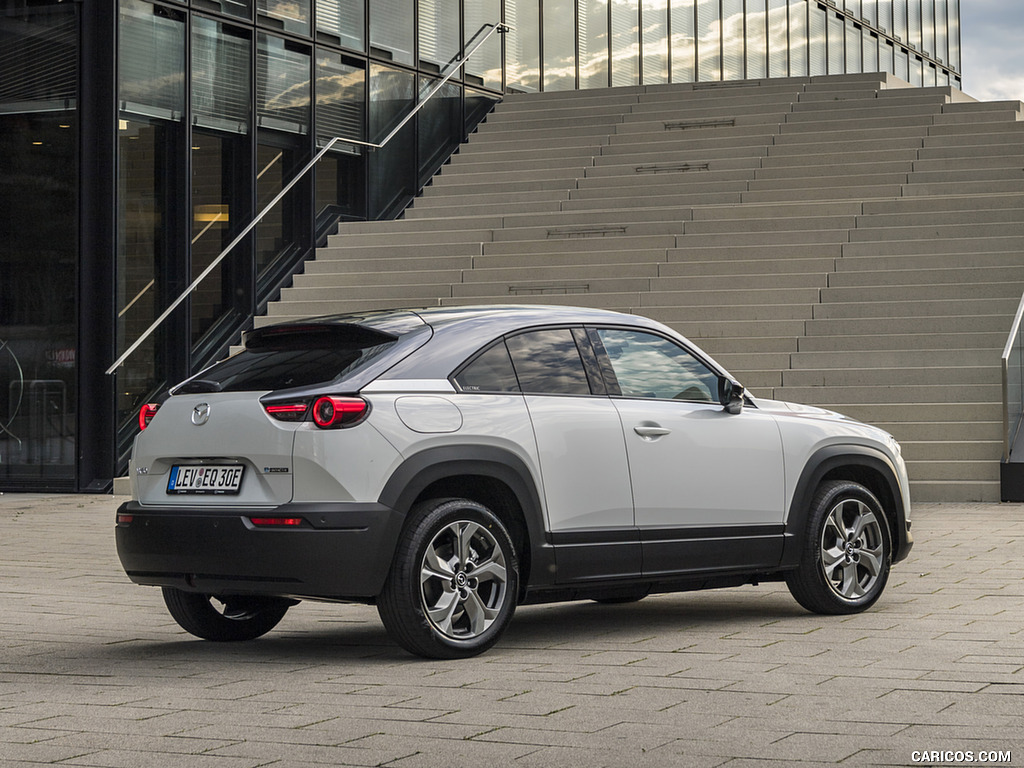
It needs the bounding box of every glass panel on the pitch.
[193,0,252,22]
[116,0,185,439]
[544,0,577,90]
[845,0,861,18]
[894,46,909,81]
[827,12,845,74]
[316,51,365,148]
[768,0,788,78]
[369,0,414,66]
[256,35,311,293]
[596,329,718,402]
[934,0,948,65]
[670,0,696,83]
[579,0,609,88]
[190,19,252,353]
[893,0,907,43]
[0,4,77,113]
[921,0,934,56]
[368,64,415,217]
[947,0,959,73]
[258,0,310,36]
[863,0,877,25]
[642,0,669,84]
[0,0,78,487]
[880,39,895,76]
[846,20,861,72]
[862,29,878,73]
[789,0,808,76]
[505,330,591,396]
[505,0,540,92]
[419,0,460,71]
[316,50,367,224]
[418,76,461,184]
[316,0,365,53]
[910,54,923,86]
[721,0,743,80]
[192,18,250,134]
[118,0,185,120]
[808,2,826,76]
[257,34,310,135]
[696,0,721,81]
[908,0,921,52]
[877,0,892,33]
[746,0,768,80]
[464,0,502,88]
[610,0,639,86]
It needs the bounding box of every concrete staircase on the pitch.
[261,72,1024,502]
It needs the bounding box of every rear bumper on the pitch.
[115,500,403,600]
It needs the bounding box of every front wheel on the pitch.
[162,588,291,641]
[785,480,892,615]
[377,498,519,659]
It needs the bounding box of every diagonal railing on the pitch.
[106,21,509,376]
[1000,291,1024,462]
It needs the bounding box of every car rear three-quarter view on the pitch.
[116,305,913,659]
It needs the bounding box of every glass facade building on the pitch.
[0,0,961,491]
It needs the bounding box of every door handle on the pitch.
[634,423,671,439]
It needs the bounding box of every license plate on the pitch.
[167,465,244,495]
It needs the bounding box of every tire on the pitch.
[785,480,892,615]
[377,498,519,659]
[162,588,291,641]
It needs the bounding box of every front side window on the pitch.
[594,328,719,402]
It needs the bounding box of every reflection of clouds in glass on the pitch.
[599,330,716,402]
[506,330,590,396]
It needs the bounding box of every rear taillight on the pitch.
[264,402,308,422]
[312,396,368,429]
[139,403,159,430]
[262,396,368,428]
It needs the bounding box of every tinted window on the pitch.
[505,329,592,395]
[453,341,520,393]
[176,326,396,392]
[595,328,719,402]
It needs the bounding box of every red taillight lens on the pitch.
[312,396,368,429]
[264,402,309,422]
[139,403,159,430]
[249,517,304,527]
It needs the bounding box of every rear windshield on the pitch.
[175,325,397,393]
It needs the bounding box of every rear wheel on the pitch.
[162,588,291,641]
[377,498,518,659]
[785,480,891,615]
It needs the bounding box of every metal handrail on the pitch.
[1000,291,1024,461]
[106,21,509,375]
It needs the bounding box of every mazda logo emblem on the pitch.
[192,403,211,426]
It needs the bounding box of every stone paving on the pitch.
[0,494,1021,767]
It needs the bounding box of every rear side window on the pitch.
[505,329,592,395]
[453,342,520,393]
[176,326,397,393]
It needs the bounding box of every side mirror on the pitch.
[718,378,745,415]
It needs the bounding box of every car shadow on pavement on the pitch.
[100,588,810,664]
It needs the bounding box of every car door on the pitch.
[503,327,640,584]
[589,327,786,577]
